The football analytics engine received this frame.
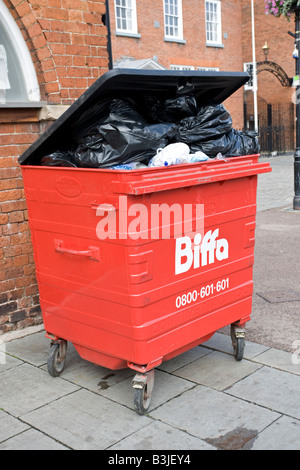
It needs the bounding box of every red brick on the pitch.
[31,34,47,50]
[85,35,107,46]
[25,284,39,296]
[13,255,29,267]
[87,1,106,14]
[39,7,69,21]
[50,43,66,54]
[0,179,18,191]
[45,81,60,93]
[5,245,23,257]
[15,275,36,288]
[44,31,71,44]
[0,146,19,157]
[48,0,62,7]
[69,10,83,21]
[0,124,15,133]
[0,280,15,293]
[72,56,86,67]
[0,168,20,179]
[62,0,88,11]
[27,22,42,38]
[22,12,38,28]
[15,1,31,17]
[67,66,92,77]
[0,214,9,225]
[21,243,33,255]
[66,44,91,56]
[36,45,52,61]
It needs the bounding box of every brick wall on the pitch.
[109,0,244,128]
[0,0,108,333]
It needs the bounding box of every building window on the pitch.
[170,65,194,70]
[114,0,138,35]
[205,0,222,46]
[0,1,40,104]
[163,0,183,41]
[197,66,220,71]
[170,65,220,71]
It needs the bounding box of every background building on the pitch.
[109,0,245,128]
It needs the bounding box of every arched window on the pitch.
[0,0,40,104]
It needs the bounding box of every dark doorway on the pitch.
[244,94,294,155]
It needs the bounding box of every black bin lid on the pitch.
[19,68,249,165]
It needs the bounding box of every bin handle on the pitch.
[54,239,100,262]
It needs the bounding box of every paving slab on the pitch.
[256,155,294,211]
[99,369,195,411]
[0,410,29,442]
[247,416,300,450]
[21,389,151,450]
[203,331,270,359]
[3,331,49,367]
[0,351,23,372]
[109,420,216,450]
[253,347,300,375]
[173,351,262,391]
[227,366,300,420]
[150,385,280,449]
[0,428,68,450]
[0,363,79,417]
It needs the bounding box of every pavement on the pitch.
[0,153,300,451]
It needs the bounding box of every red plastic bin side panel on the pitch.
[20,156,271,368]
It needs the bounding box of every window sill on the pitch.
[115,31,141,39]
[206,43,224,48]
[0,101,46,108]
[0,103,69,124]
[164,37,186,44]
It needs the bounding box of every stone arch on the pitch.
[257,61,292,87]
[1,0,60,102]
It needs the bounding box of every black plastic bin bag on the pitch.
[145,95,198,123]
[73,99,178,168]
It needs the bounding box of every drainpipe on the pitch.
[294,9,300,210]
[104,0,113,70]
[251,0,258,133]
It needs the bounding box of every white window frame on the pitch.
[0,0,40,103]
[170,65,220,71]
[163,0,184,42]
[205,0,222,46]
[197,66,220,71]
[114,0,138,36]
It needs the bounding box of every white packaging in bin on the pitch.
[148,143,209,167]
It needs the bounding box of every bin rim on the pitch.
[18,68,250,166]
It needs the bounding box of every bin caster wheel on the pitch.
[231,325,245,362]
[47,340,67,377]
[132,369,154,415]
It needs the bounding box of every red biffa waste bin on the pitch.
[19,69,271,414]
